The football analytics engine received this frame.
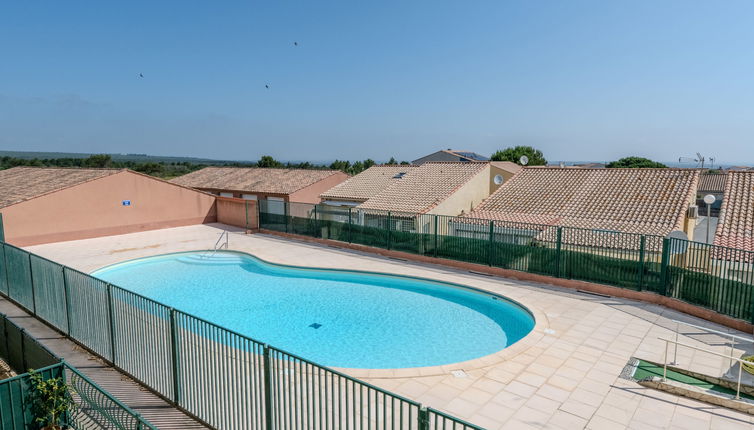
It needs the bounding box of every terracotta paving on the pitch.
[27,223,754,430]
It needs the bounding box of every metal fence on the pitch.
[0,363,156,430]
[0,240,482,430]
[0,313,156,429]
[260,201,754,324]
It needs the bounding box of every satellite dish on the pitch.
[559,162,565,168]
[493,174,504,185]
[703,194,716,205]
[666,230,689,255]
[519,155,529,166]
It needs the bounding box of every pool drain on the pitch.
[309,323,322,329]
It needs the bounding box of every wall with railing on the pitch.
[0,312,156,429]
[259,201,754,325]
[0,239,481,429]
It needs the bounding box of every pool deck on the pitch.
[26,223,754,430]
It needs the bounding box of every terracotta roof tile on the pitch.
[714,171,754,257]
[467,167,699,237]
[357,162,488,214]
[0,167,122,209]
[698,173,727,193]
[171,167,343,195]
[320,165,418,202]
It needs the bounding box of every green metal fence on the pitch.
[0,314,60,372]
[0,312,157,429]
[0,363,157,430]
[260,201,754,324]
[0,240,481,430]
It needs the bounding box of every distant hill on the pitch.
[0,150,252,165]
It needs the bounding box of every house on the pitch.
[357,161,521,216]
[171,167,349,213]
[319,165,418,207]
[696,173,727,217]
[464,167,699,243]
[412,149,489,165]
[714,171,754,254]
[0,167,217,246]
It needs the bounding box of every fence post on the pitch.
[313,205,319,238]
[284,201,289,233]
[555,227,563,278]
[245,200,249,230]
[433,215,439,258]
[62,266,72,335]
[169,308,181,405]
[106,284,117,364]
[387,212,392,250]
[488,221,495,266]
[638,236,646,291]
[2,243,9,295]
[0,212,4,243]
[263,345,273,430]
[348,207,353,243]
[20,327,27,371]
[28,253,37,315]
[660,238,670,296]
[418,407,429,430]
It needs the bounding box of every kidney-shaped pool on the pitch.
[92,251,534,369]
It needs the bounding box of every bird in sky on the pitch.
[265,84,269,89]
[139,73,144,78]
[293,42,298,46]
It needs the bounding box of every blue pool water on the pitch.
[92,252,534,369]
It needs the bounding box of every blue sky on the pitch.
[1,1,753,164]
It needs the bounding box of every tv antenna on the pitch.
[519,155,529,166]
[678,153,715,169]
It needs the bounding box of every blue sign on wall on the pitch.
[122,200,131,206]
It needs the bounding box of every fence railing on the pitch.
[0,240,482,429]
[259,201,754,324]
[0,313,156,429]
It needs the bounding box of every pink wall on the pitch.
[289,172,349,204]
[1,170,217,246]
[216,196,258,229]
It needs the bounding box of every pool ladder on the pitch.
[203,231,229,258]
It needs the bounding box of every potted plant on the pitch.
[27,370,76,430]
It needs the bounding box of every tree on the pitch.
[386,157,398,165]
[257,155,282,168]
[83,154,112,168]
[491,146,547,166]
[606,157,667,168]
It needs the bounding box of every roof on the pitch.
[357,162,489,214]
[171,167,343,195]
[490,161,523,174]
[447,150,489,162]
[0,167,122,209]
[412,149,489,164]
[320,165,418,202]
[714,171,754,256]
[698,173,727,193]
[573,163,606,169]
[467,167,699,237]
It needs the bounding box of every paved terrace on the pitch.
[27,223,754,430]
[0,299,208,429]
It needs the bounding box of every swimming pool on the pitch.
[92,251,534,369]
